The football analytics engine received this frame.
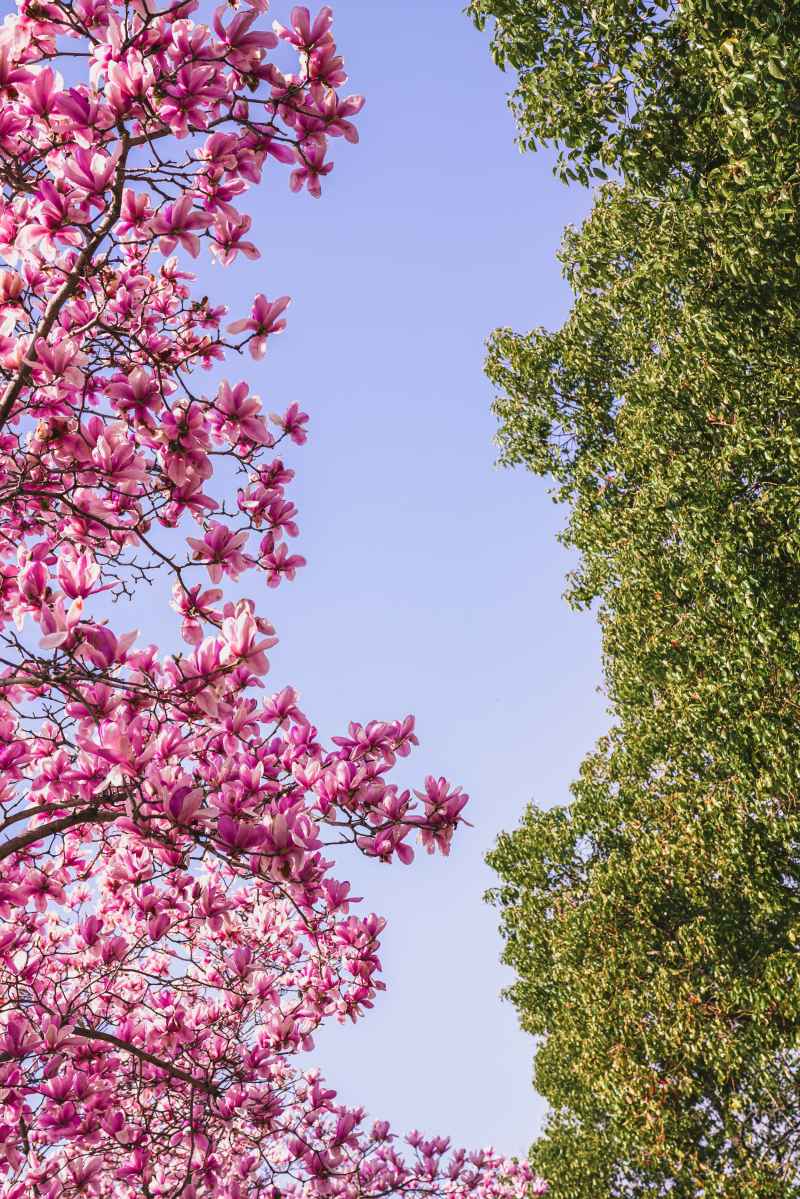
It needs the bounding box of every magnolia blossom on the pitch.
[228,293,292,359]
[151,194,215,257]
[0,1,546,1197]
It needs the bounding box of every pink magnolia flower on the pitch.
[274,6,335,50]
[221,602,277,675]
[28,335,86,386]
[20,66,63,118]
[0,38,33,96]
[215,379,270,444]
[311,91,365,142]
[260,535,307,587]
[210,210,260,266]
[150,195,214,257]
[106,366,163,428]
[57,547,101,599]
[39,594,84,650]
[67,1158,104,1192]
[307,39,348,88]
[290,137,334,198]
[16,181,84,256]
[163,784,209,825]
[54,86,113,146]
[187,521,251,582]
[21,868,66,912]
[104,52,155,116]
[214,6,278,69]
[159,62,228,136]
[60,148,118,207]
[17,558,49,605]
[79,622,138,670]
[412,776,471,855]
[216,814,267,854]
[271,401,310,445]
[171,581,224,645]
[228,293,291,359]
[116,188,154,237]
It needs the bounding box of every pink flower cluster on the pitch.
[0,0,547,1196]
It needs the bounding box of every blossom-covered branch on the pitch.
[0,0,546,1195]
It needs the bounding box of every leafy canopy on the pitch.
[471,0,800,1193]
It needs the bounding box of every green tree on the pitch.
[470,2,800,1193]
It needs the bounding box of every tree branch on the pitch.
[0,134,131,431]
[73,1025,220,1096]
[0,809,116,863]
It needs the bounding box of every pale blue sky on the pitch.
[162,0,605,1160]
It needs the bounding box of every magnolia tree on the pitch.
[0,1,546,1196]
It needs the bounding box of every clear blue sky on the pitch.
[157,0,606,1160]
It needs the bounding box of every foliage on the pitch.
[471,0,800,1193]
[0,3,547,1197]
